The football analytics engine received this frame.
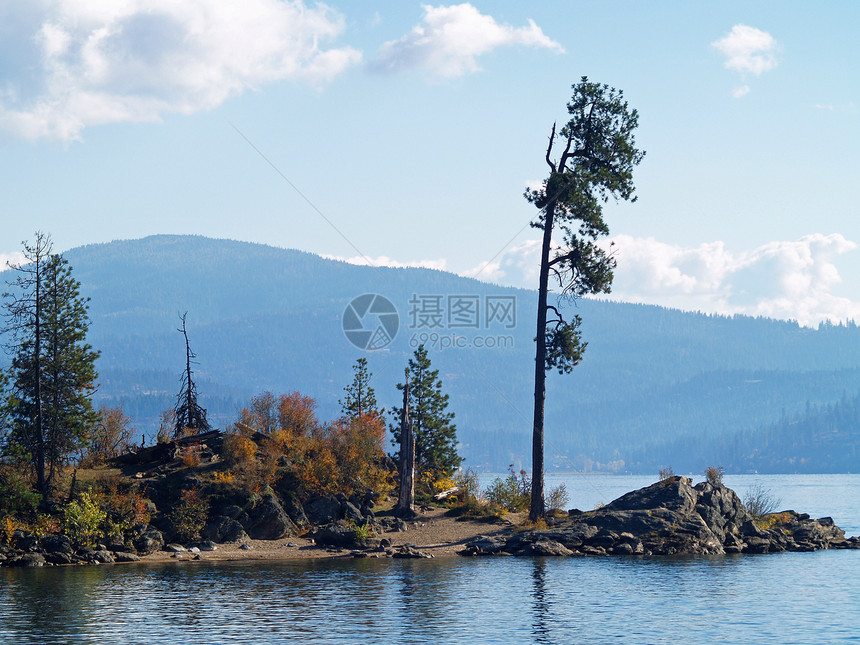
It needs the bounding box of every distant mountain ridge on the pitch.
[43,234,860,473]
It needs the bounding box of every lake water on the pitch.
[2,474,859,644]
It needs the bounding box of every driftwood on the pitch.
[111,430,223,467]
[433,487,459,501]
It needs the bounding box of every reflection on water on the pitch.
[3,552,859,645]
[3,474,859,644]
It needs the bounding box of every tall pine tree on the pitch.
[340,357,379,419]
[2,234,99,496]
[391,345,461,481]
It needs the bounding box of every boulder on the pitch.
[280,492,310,529]
[203,517,249,544]
[41,535,74,555]
[304,496,342,525]
[133,528,165,555]
[8,553,46,568]
[309,522,360,548]
[245,493,298,540]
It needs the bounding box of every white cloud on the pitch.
[0,1,362,141]
[0,252,28,271]
[712,24,777,98]
[814,102,858,114]
[323,253,448,272]
[712,24,777,75]
[607,233,860,327]
[464,238,542,285]
[462,233,860,327]
[372,3,563,78]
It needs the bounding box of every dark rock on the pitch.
[9,553,46,568]
[304,496,342,525]
[217,504,245,520]
[605,476,697,514]
[309,522,376,549]
[694,481,751,542]
[281,492,310,530]
[133,528,165,555]
[42,535,74,555]
[203,517,249,544]
[526,538,573,557]
[245,493,297,540]
[342,500,364,523]
[459,535,508,556]
[44,552,75,565]
[392,545,433,559]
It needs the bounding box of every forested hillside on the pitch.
[40,235,860,473]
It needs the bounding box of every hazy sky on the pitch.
[1,1,858,326]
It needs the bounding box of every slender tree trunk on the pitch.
[34,253,46,497]
[530,202,556,521]
[395,372,415,517]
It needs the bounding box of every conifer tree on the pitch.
[525,78,643,519]
[340,357,379,419]
[391,345,461,480]
[2,233,99,495]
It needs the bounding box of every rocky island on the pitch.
[461,476,860,557]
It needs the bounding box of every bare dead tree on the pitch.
[394,368,416,518]
[173,312,210,438]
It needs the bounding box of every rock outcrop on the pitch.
[460,477,860,557]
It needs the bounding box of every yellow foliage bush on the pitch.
[223,434,258,466]
[213,470,237,485]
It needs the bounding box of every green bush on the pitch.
[0,468,41,518]
[484,468,530,512]
[62,492,108,548]
[169,488,210,543]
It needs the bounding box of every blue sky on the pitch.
[1,1,858,326]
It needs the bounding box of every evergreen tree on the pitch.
[340,357,379,419]
[41,254,99,485]
[2,234,99,495]
[391,345,461,480]
[525,78,643,519]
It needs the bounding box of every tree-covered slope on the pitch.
[51,235,860,473]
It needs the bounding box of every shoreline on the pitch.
[138,507,516,564]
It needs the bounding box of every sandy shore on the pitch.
[140,507,518,563]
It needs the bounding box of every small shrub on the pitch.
[62,492,108,549]
[658,466,675,481]
[180,445,202,468]
[223,434,258,466]
[743,483,781,519]
[454,468,481,503]
[213,470,237,485]
[704,466,724,486]
[169,487,210,543]
[2,516,21,547]
[351,521,374,545]
[0,467,41,518]
[515,518,548,532]
[446,498,504,522]
[484,467,530,513]
[545,483,570,511]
